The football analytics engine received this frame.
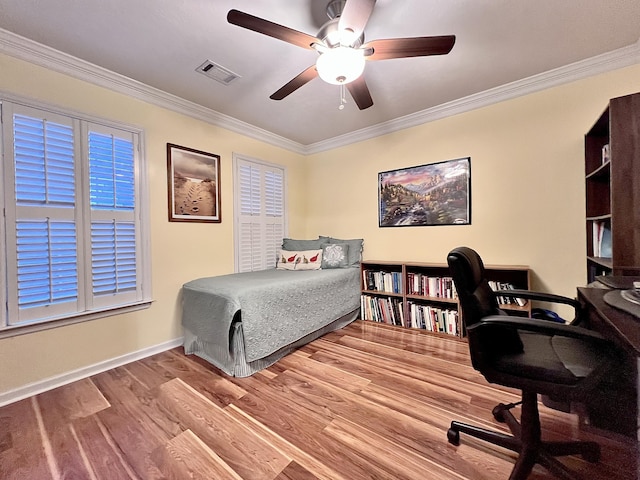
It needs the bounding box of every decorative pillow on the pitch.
[276,249,322,271]
[281,237,329,251]
[321,243,350,269]
[320,236,363,267]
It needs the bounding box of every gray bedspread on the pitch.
[181,268,361,373]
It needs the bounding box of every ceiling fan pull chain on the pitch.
[339,83,347,110]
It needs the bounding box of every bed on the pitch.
[181,267,361,377]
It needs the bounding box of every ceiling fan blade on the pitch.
[339,0,376,40]
[227,9,319,50]
[270,65,319,100]
[346,76,374,110]
[364,35,456,60]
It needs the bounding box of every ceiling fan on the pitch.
[227,0,456,110]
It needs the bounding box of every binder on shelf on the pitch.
[591,221,612,259]
[602,144,610,164]
[488,281,527,307]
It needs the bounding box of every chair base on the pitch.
[447,392,600,480]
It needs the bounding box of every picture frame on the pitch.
[378,157,471,227]
[167,143,221,223]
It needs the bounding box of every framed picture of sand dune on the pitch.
[167,143,221,222]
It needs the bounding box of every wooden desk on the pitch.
[577,287,639,439]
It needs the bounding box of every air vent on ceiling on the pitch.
[195,60,241,85]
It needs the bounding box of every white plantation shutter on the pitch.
[14,114,75,205]
[234,155,286,272]
[87,127,139,308]
[265,170,283,217]
[264,170,284,269]
[239,163,261,216]
[89,131,135,210]
[238,222,262,272]
[0,101,148,331]
[90,221,137,295]
[264,223,284,269]
[16,220,78,310]
[5,110,79,322]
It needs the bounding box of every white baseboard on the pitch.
[0,337,184,407]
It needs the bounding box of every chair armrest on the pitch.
[494,289,580,309]
[493,289,582,324]
[468,315,607,343]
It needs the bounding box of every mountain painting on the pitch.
[379,158,471,227]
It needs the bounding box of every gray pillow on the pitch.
[321,236,363,267]
[282,237,328,251]
[321,243,350,269]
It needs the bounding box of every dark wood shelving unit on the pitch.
[360,261,530,340]
[585,92,640,282]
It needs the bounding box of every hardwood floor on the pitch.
[0,320,635,479]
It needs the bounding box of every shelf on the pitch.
[406,294,457,304]
[500,304,532,313]
[586,214,612,222]
[584,92,640,283]
[360,260,531,339]
[362,289,403,298]
[586,160,610,180]
[587,256,613,269]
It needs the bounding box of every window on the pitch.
[0,100,150,333]
[233,154,286,272]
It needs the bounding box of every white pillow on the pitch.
[276,249,322,270]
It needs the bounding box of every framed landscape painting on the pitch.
[167,143,221,222]
[379,157,471,227]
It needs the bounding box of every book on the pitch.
[599,226,612,258]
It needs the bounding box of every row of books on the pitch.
[361,294,404,326]
[362,269,403,294]
[407,273,457,299]
[487,282,528,307]
[360,294,459,335]
[407,301,459,336]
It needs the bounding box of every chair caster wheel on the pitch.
[492,403,508,422]
[582,445,601,463]
[447,428,460,446]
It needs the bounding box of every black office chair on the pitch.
[446,247,619,480]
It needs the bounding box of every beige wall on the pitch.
[0,53,307,394]
[304,64,640,300]
[1,50,639,397]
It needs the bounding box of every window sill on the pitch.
[0,300,154,339]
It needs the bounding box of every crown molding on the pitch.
[1,28,638,156]
[304,38,640,155]
[0,28,306,155]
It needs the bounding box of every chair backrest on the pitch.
[447,247,501,326]
[447,247,523,371]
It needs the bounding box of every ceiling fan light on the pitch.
[339,28,359,46]
[316,47,365,85]
[325,29,342,47]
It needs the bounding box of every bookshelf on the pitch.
[584,92,640,283]
[360,260,530,340]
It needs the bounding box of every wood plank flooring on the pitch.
[0,320,636,479]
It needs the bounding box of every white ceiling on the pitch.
[0,0,639,149]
